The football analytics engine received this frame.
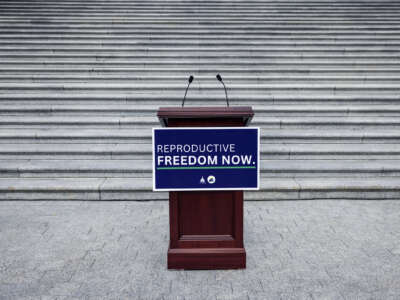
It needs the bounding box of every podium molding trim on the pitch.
[168,248,246,270]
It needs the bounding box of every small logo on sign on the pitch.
[207,175,216,184]
[200,177,206,184]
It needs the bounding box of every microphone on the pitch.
[181,75,194,107]
[216,74,229,107]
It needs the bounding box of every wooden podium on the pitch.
[157,107,254,270]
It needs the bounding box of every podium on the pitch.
[157,106,254,269]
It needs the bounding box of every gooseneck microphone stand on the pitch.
[216,74,229,107]
[181,75,194,107]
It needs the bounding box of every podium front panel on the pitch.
[170,191,243,249]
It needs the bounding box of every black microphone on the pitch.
[181,75,194,107]
[216,74,229,107]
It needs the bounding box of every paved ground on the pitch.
[0,200,400,300]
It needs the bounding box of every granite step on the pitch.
[1,104,400,117]
[1,143,400,160]
[1,115,400,129]
[1,128,399,144]
[0,177,399,201]
[1,159,399,178]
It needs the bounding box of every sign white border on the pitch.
[152,127,260,191]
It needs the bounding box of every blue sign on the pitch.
[153,127,260,191]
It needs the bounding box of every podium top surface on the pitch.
[157,106,254,127]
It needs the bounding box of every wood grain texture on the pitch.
[157,106,254,127]
[170,191,243,250]
[159,106,250,269]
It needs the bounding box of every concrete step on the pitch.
[2,2,400,8]
[1,1,398,4]
[2,54,400,61]
[2,67,399,75]
[1,83,400,93]
[2,95,400,105]
[1,143,400,160]
[3,4,399,9]
[3,39,400,46]
[2,9,400,14]
[3,13,400,19]
[0,159,399,178]
[1,1,398,6]
[3,20,399,25]
[1,115,400,129]
[0,128,399,144]
[1,18,399,24]
[0,177,399,200]
[4,11,400,17]
[2,62,398,69]
[3,56,399,64]
[3,43,399,48]
[0,75,399,85]
[4,32,395,37]
[2,34,400,40]
[2,104,400,117]
[2,48,400,54]
[2,28,400,35]
[2,19,400,25]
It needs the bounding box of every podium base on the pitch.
[168,248,246,270]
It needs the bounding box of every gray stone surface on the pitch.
[0,200,399,299]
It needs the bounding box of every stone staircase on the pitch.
[1,0,400,200]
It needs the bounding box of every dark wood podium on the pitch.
[157,107,254,270]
